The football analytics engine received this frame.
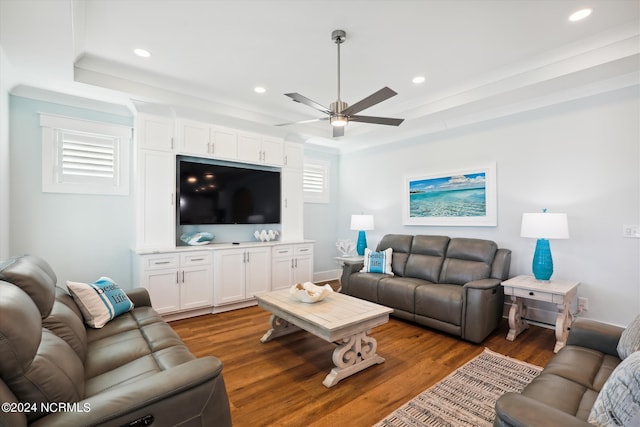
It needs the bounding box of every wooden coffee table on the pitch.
[255,289,393,388]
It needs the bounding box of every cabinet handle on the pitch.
[291,259,294,268]
[170,137,174,150]
[295,258,298,268]
[285,198,288,208]
[284,155,288,165]
[182,271,185,283]
[299,248,309,252]
[246,252,250,263]
[211,142,215,154]
[154,261,171,265]
[278,250,288,254]
[190,258,204,262]
[176,271,179,284]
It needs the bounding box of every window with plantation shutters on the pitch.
[40,114,131,195]
[303,159,329,203]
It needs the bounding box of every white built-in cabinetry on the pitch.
[136,251,213,315]
[133,112,310,320]
[213,246,271,305]
[271,243,314,290]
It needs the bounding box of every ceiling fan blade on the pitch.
[285,93,332,115]
[349,115,404,126]
[341,86,398,116]
[274,117,328,127]
[332,126,345,138]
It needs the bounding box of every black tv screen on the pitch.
[177,156,281,225]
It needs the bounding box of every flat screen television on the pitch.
[177,156,281,225]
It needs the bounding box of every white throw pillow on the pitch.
[66,277,134,328]
[588,351,640,426]
[360,248,394,275]
[617,314,640,359]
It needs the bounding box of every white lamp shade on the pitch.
[350,214,374,231]
[521,213,569,239]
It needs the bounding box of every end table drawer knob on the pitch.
[529,291,535,296]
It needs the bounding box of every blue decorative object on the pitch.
[356,231,367,256]
[532,238,553,281]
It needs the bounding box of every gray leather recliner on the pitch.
[0,255,232,427]
[341,234,511,343]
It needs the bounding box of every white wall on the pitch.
[0,44,10,259]
[338,87,640,326]
[9,95,135,287]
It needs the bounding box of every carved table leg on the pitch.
[322,330,385,388]
[260,314,300,343]
[554,301,573,353]
[506,295,529,341]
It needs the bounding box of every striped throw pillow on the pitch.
[360,248,394,275]
[67,277,134,328]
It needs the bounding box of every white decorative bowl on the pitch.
[290,282,334,303]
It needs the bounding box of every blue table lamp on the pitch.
[520,210,569,281]
[350,214,374,256]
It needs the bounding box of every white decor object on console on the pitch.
[335,239,355,256]
[254,230,279,242]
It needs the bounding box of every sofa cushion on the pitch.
[346,272,384,302]
[617,314,640,359]
[378,277,429,314]
[43,288,88,362]
[377,234,414,276]
[67,277,135,328]
[414,283,463,326]
[589,351,640,426]
[404,235,449,282]
[0,255,57,317]
[361,248,393,274]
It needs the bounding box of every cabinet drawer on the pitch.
[511,287,554,303]
[272,246,293,258]
[295,245,313,256]
[143,254,179,270]
[180,251,211,266]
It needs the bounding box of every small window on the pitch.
[303,158,330,204]
[41,114,131,195]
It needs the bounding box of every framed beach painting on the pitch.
[403,163,497,226]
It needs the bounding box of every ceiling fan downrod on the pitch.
[331,29,348,116]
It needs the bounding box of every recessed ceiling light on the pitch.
[133,48,151,58]
[412,76,426,84]
[569,8,592,22]
[254,86,266,94]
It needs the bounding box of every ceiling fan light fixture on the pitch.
[330,115,348,127]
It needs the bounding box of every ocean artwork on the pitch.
[409,172,487,218]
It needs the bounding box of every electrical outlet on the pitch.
[578,297,589,312]
[623,225,640,238]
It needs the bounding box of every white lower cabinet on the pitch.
[136,251,213,315]
[271,244,314,290]
[213,247,271,305]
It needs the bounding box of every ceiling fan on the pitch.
[277,29,404,138]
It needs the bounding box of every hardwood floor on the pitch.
[170,304,556,427]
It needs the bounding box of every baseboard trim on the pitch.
[313,269,341,283]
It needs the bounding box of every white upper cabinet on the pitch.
[283,141,304,170]
[137,113,174,152]
[237,132,284,166]
[176,119,238,160]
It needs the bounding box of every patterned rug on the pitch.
[374,348,542,427]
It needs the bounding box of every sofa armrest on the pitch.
[494,393,591,427]
[464,278,502,290]
[340,261,364,293]
[125,287,152,307]
[566,318,623,357]
[30,356,231,427]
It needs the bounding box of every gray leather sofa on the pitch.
[340,234,511,343]
[494,318,625,426]
[0,255,232,427]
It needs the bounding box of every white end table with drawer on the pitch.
[502,275,580,353]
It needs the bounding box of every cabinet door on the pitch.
[137,114,174,152]
[144,269,180,314]
[210,125,237,159]
[245,247,271,297]
[271,257,293,290]
[293,255,314,284]
[261,136,284,166]
[237,132,262,164]
[213,249,246,305]
[180,264,213,310]
[136,150,175,249]
[281,169,304,241]
[283,141,303,170]
[177,119,211,156]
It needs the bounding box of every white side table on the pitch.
[334,256,364,292]
[501,275,580,353]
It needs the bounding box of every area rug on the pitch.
[374,348,542,427]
